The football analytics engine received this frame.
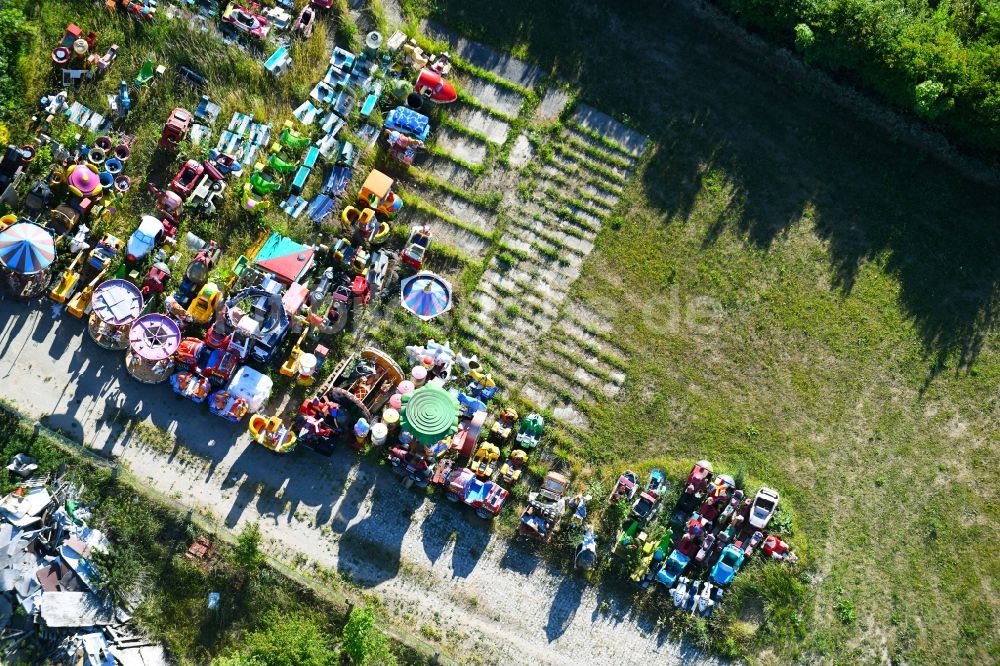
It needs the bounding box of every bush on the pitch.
[794,23,814,53]
[213,611,339,666]
[0,8,33,117]
[914,79,953,119]
[341,606,397,666]
[711,0,1000,154]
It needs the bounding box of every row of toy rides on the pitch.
[0,222,268,427]
[0,221,174,373]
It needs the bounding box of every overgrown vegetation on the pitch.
[0,7,33,117]
[0,405,420,665]
[711,0,1000,154]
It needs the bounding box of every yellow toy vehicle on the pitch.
[280,328,309,377]
[470,443,500,479]
[187,282,222,325]
[249,414,297,454]
[499,449,528,485]
[66,235,124,317]
[50,252,84,303]
[489,407,519,445]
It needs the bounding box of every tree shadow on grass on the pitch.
[428,0,1000,381]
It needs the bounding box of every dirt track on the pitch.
[0,299,716,666]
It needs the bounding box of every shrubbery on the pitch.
[711,0,1000,154]
[0,8,33,117]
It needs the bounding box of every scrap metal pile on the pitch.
[0,458,166,665]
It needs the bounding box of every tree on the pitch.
[231,522,265,570]
[212,611,338,666]
[914,79,954,119]
[342,606,397,666]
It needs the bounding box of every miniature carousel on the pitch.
[88,279,143,349]
[0,222,56,299]
[125,313,181,384]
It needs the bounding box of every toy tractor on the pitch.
[518,471,570,543]
[469,443,500,479]
[499,449,527,485]
[401,225,430,270]
[358,170,403,219]
[159,107,192,150]
[489,408,519,446]
[173,241,222,308]
[140,261,171,301]
[66,235,124,317]
[515,413,545,449]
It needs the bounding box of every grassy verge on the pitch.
[0,402,437,665]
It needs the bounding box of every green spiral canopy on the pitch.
[399,383,459,445]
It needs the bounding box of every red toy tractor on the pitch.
[159,108,192,150]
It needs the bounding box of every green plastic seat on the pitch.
[135,59,155,86]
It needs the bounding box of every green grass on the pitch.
[406,0,999,663]
[0,404,426,665]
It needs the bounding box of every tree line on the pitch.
[710,0,1000,156]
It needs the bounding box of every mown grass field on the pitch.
[409,0,999,663]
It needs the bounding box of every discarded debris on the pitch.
[0,466,165,663]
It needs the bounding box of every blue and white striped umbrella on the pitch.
[0,223,56,275]
[400,271,452,321]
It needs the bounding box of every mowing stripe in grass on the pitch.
[438,114,495,147]
[543,152,627,195]
[480,272,561,312]
[539,186,610,223]
[506,210,594,252]
[561,133,637,171]
[552,331,630,374]
[456,89,519,123]
[552,142,632,182]
[527,171,617,213]
[539,159,624,199]
[534,356,611,403]
[449,55,537,102]
[563,120,645,160]
[425,144,487,176]
[525,196,603,236]
[405,165,503,211]
[544,340,623,386]
[397,190,494,241]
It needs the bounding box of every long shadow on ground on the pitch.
[429,0,1000,377]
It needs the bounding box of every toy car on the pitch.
[654,549,690,588]
[159,107,192,150]
[126,216,165,264]
[187,282,222,325]
[415,68,458,103]
[610,470,639,504]
[222,4,270,39]
[447,466,508,519]
[710,544,745,585]
[401,225,430,270]
[749,487,780,529]
[292,5,315,37]
[763,534,790,560]
[169,159,204,197]
[249,414,297,454]
[170,371,212,403]
[388,447,434,487]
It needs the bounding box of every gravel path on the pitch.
[0,298,717,666]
